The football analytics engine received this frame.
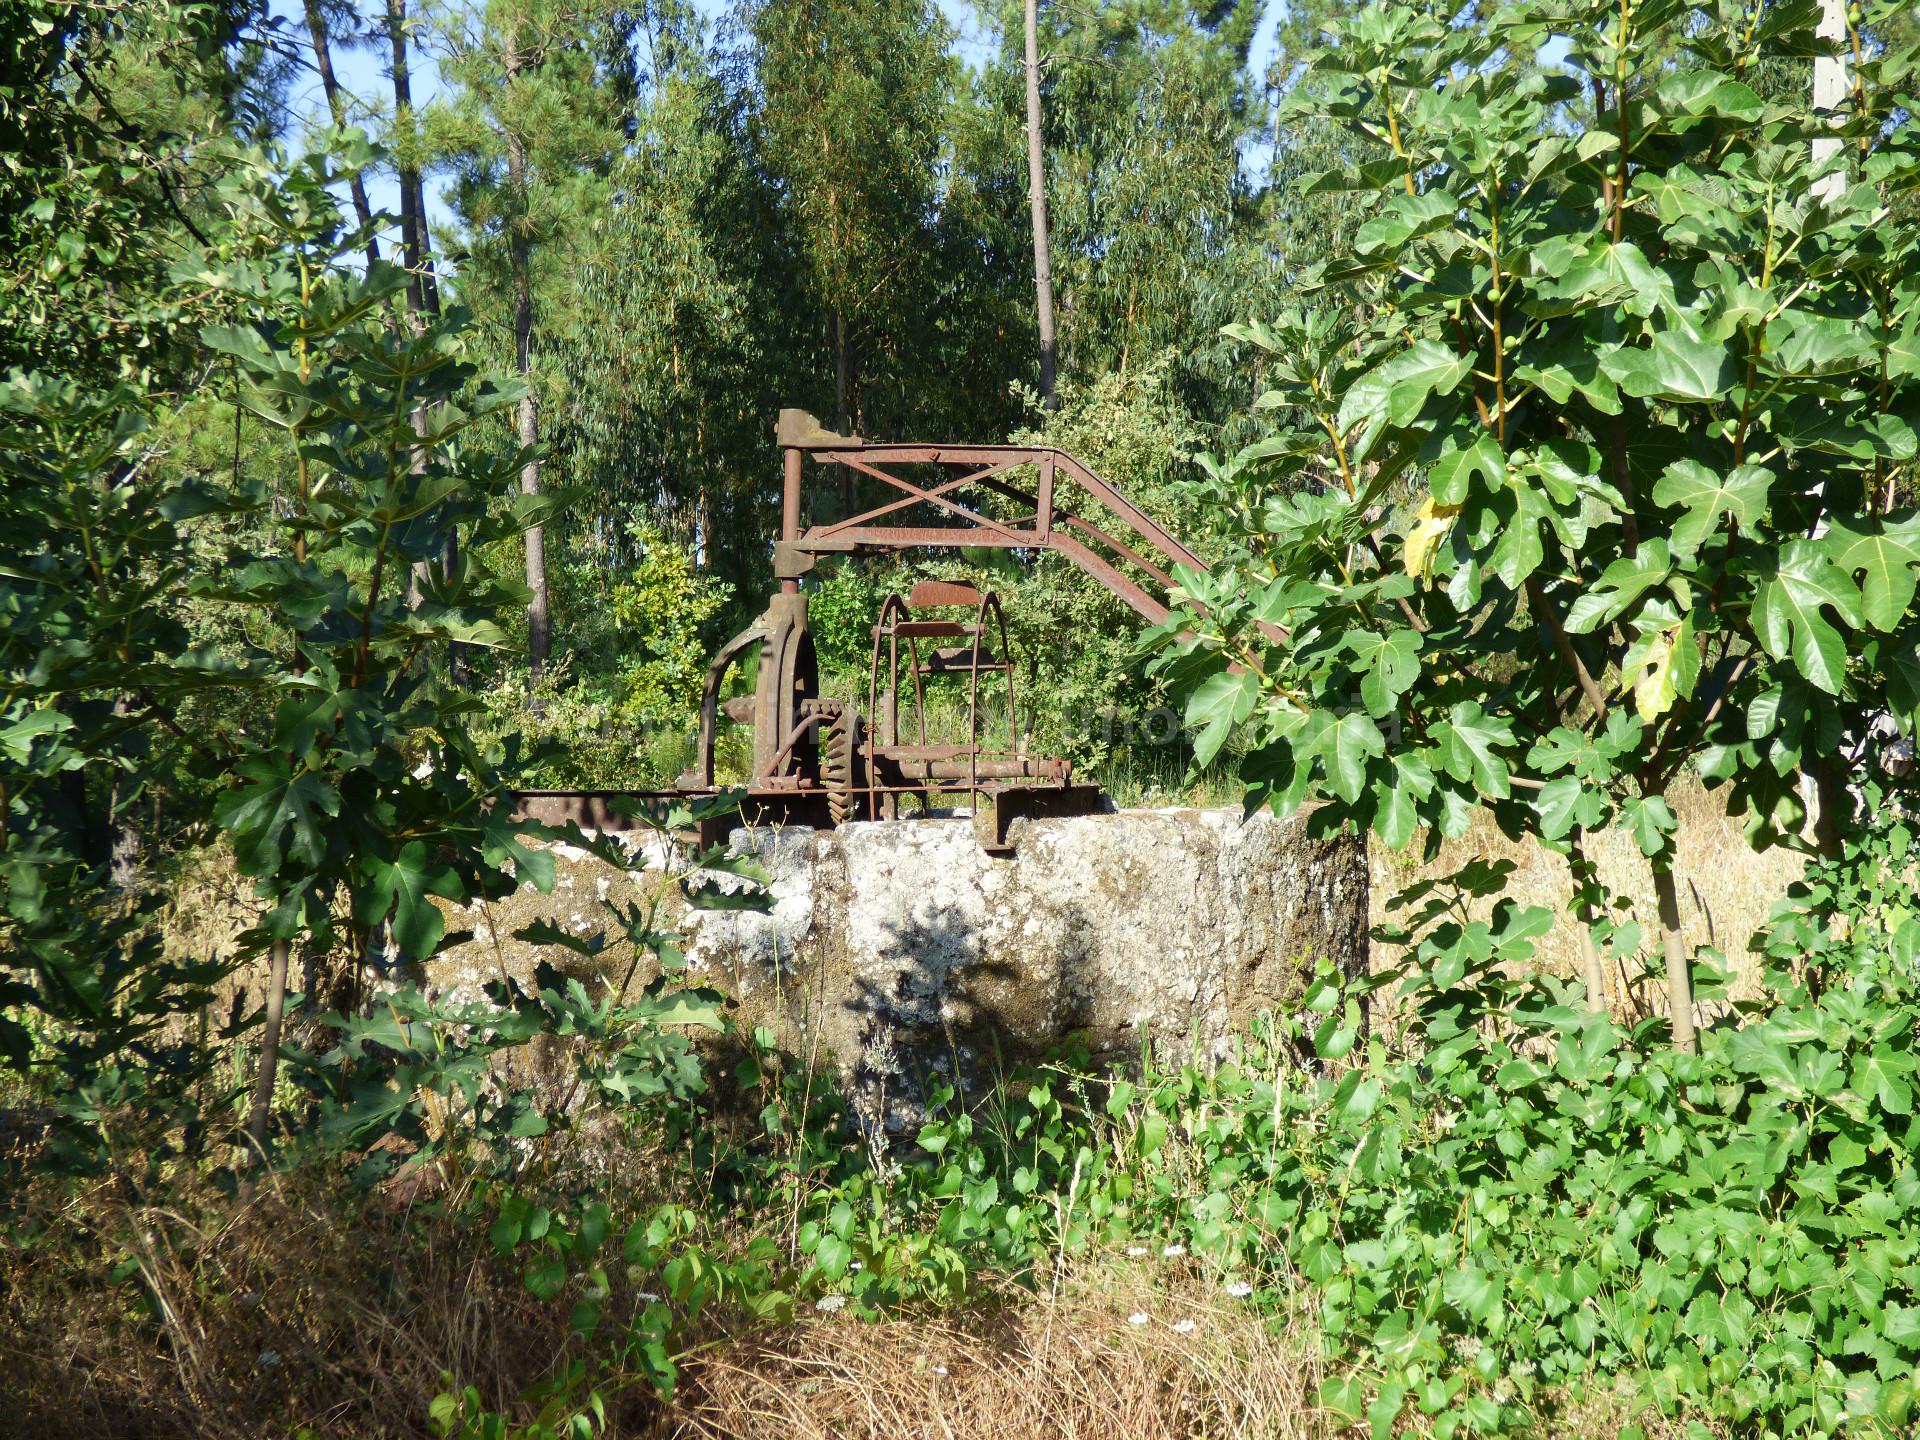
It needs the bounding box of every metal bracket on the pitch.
[773,535,856,581]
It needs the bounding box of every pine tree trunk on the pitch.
[1024,0,1059,409]
[386,0,428,318]
[505,34,550,692]
[304,0,380,270]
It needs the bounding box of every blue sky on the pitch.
[274,0,1286,247]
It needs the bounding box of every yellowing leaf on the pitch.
[1628,626,1680,723]
[1404,494,1461,582]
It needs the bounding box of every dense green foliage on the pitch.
[393,800,1920,1438]
[1160,0,1920,1042]
[15,2,1920,1438]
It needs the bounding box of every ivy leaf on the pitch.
[1490,485,1550,589]
[1622,617,1700,723]
[1404,494,1461,581]
[214,755,340,876]
[1186,669,1260,768]
[1826,515,1920,632]
[1882,628,1920,721]
[1599,329,1739,403]
[1297,709,1387,803]
[359,840,462,958]
[1353,189,1459,258]
[525,1254,568,1303]
[1651,460,1772,559]
[1443,1265,1503,1325]
[1525,241,1673,320]
[1373,750,1436,849]
[1432,701,1514,799]
[1427,433,1506,506]
[1337,340,1475,433]
[1348,629,1422,716]
[1655,69,1764,124]
[1765,309,1877,377]
[1623,796,1679,856]
[1566,539,1674,633]
[1535,774,1607,840]
[1752,540,1864,694]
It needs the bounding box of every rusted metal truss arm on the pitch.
[818,455,1032,543]
[790,438,1205,629]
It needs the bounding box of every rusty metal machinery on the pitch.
[514,408,1210,853]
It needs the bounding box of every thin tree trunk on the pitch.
[386,0,428,318]
[305,0,380,270]
[385,0,468,682]
[1807,0,1851,843]
[246,939,292,1149]
[505,34,550,691]
[1811,0,1848,203]
[1652,861,1696,1053]
[1024,0,1059,409]
[1568,828,1606,1014]
[833,310,854,515]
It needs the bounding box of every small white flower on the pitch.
[1224,1281,1254,1299]
[1126,1246,1150,1257]
[1161,1243,1186,1258]
[1127,1311,1151,1326]
[1171,1319,1197,1335]
[637,1292,662,1303]
[815,1294,847,1313]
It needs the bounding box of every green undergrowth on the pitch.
[422,816,1920,1438]
[14,815,1920,1440]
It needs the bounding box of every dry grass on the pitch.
[668,1266,1321,1440]
[1,1158,612,1440]
[5,791,1798,1438]
[2,1152,1705,1440]
[2,1148,1320,1440]
[1371,774,1805,1015]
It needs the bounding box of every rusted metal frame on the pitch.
[1046,450,1207,574]
[809,526,1031,549]
[966,593,987,802]
[813,453,1033,544]
[995,592,1023,757]
[1059,516,1174,587]
[909,632,927,747]
[763,707,830,778]
[815,455,1026,539]
[689,620,768,787]
[967,470,1175,588]
[828,443,1204,575]
[867,593,910,822]
[780,445,804,593]
[1046,532,1174,627]
[875,743,980,760]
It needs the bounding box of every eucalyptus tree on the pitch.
[436,0,636,688]
[1160,0,1920,1050]
[739,0,955,441]
[1023,0,1059,407]
[552,1,784,587]
[967,0,1264,416]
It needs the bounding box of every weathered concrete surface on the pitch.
[431,808,1366,1130]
